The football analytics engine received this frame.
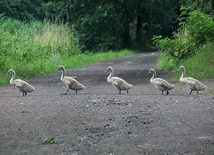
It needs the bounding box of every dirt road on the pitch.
[0,52,214,155]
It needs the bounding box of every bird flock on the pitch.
[7,65,207,96]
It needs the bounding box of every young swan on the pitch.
[178,66,207,95]
[148,69,174,95]
[106,66,133,95]
[7,69,35,96]
[57,65,85,95]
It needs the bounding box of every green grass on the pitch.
[158,42,214,79]
[0,17,137,84]
[177,42,214,79]
[63,50,135,69]
[155,9,214,80]
[42,137,57,145]
[204,88,214,94]
[1,48,135,84]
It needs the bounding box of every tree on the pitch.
[136,0,180,46]
[0,0,181,51]
[179,0,214,15]
[0,0,46,21]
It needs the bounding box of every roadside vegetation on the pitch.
[0,17,135,84]
[0,0,213,84]
[153,6,214,79]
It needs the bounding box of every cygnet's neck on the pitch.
[180,68,185,80]
[61,69,65,79]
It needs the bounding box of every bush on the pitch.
[153,6,214,66]
[0,17,79,83]
[0,17,136,84]
[176,42,214,79]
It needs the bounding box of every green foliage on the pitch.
[72,3,121,51]
[204,88,214,94]
[63,50,135,69]
[158,41,214,79]
[186,9,214,44]
[1,0,213,53]
[153,7,214,67]
[44,0,180,51]
[153,6,214,79]
[176,42,214,79]
[0,17,78,84]
[42,138,57,144]
[179,0,214,15]
[44,0,123,51]
[0,0,46,21]
[0,17,136,84]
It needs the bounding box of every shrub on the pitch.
[0,17,79,83]
[153,6,214,67]
[0,17,136,84]
[176,42,214,79]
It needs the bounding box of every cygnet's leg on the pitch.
[62,89,70,95]
[119,90,121,95]
[166,91,169,95]
[196,90,199,95]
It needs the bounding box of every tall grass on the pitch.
[0,17,135,84]
[155,8,214,79]
[176,42,214,79]
[158,42,214,79]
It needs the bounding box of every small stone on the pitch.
[104,124,109,127]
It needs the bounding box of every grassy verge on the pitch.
[0,49,135,84]
[155,9,214,81]
[0,17,136,84]
[157,42,214,94]
[176,42,214,79]
[63,50,135,69]
[157,42,214,79]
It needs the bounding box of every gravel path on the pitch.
[0,52,214,155]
